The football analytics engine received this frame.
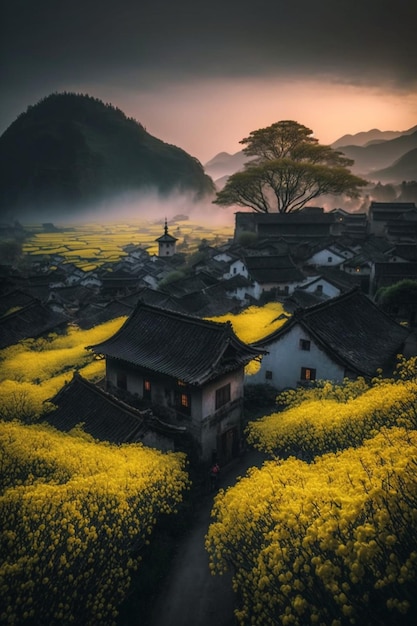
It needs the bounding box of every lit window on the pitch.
[180,393,189,408]
[299,339,311,351]
[301,367,316,381]
[143,379,151,399]
[215,383,231,410]
[175,390,191,415]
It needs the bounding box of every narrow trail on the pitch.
[147,449,267,626]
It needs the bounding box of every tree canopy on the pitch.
[213,120,368,213]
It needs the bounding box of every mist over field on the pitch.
[14,188,235,229]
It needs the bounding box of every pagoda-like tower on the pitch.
[155,218,178,257]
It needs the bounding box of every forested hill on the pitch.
[0,93,215,218]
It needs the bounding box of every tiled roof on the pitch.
[0,290,37,317]
[76,299,134,329]
[88,302,264,384]
[45,373,182,444]
[0,300,68,348]
[255,288,409,377]
[245,255,305,284]
[284,289,326,311]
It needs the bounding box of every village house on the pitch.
[234,207,343,242]
[45,372,186,453]
[248,288,410,390]
[0,296,69,349]
[295,275,342,299]
[304,244,347,268]
[244,254,306,298]
[368,201,417,238]
[88,302,264,463]
[330,208,368,239]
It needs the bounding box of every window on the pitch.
[327,256,333,263]
[143,379,151,399]
[299,339,311,351]
[265,370,273,380]
[116,371,127,390]
[316,285,323,294]
[215,383,231,410]
[301,367,316,381]
[175,391,191,415]
[179,393,190,409]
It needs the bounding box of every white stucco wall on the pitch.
[246,324,346,389]
[106,359,245,462]
[303,280,340,299]
[307,249,345,267]
[223,259,249,280]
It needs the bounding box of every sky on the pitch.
[2,0,417,164]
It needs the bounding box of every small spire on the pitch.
[164,217,168,235]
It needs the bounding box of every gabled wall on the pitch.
[247,324,345,389]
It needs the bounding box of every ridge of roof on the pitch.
[88,301,264,385]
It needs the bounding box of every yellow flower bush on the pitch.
[206,427,417,626]
[209,302,288,344]
[209,303,289,375]
[0,318,125,421]
[0,420,189,625]
[248,366,417,458]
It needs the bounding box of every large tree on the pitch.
[213,120,368,213]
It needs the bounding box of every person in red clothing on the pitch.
[210,462,220,491]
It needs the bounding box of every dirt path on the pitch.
[147,449,267,626]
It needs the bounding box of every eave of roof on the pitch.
[88,302,264,385]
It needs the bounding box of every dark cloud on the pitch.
[1,0,416,140]
[3,0,417,83]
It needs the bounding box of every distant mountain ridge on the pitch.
[336,129,417,177]
[369,147,417,182]
[0,92,215,219]
[204,124,417,186]
[331,126,417,149]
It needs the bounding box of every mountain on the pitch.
[204,151,255,181]
[331,126,417,149]
[335,129,417,176]
[0,93,215,219]
[204,125,417,188]
[367,147,417,183]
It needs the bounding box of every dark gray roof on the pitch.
[45,373,149,443]
[255,288,410,377]
[373,262,417,289]
[0,290,37,317]
[77,299,134,329]
[88,302,264,385]
[315,267,361,291]
[245,255,305,284]
[0,300,68,348]
[284,289,327,311]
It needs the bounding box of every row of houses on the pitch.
[234,202,417,243]
[44,289,412,464]
[1,203,416,464]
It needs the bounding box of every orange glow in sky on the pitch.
[89,76,417,163]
